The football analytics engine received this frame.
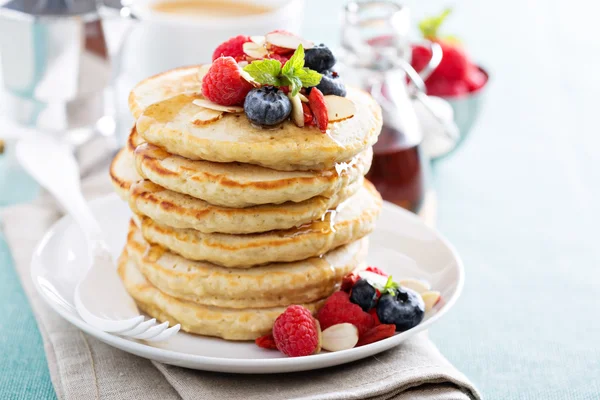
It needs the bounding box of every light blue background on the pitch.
[1,0,600,398]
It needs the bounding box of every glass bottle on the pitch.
[338,1,430,213]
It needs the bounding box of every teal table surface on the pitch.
[2,0,600,399]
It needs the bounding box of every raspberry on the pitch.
[369,308,381,326]
[212,35,251,62]
[307,87,328,132]
[356,324,396,347]
[341,272,360,292]
[202,56,253,106]
[365,266,388,276]
[411,45,432,74]
[268,52,290,65]
[255,333,277,350]
[317,291,374,336]
[273,305,321,357]
[302,102,314,126]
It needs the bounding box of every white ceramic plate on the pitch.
[31,194,463,373]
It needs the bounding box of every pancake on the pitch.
[109,147,141,201]
[135,80,382,171]
[129,176,362,234]
[118,250,326,340]
[128,65,201,120]
[125,221,365,309]
[136,180,382,267]
[132,129,373,208]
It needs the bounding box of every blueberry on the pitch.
[304,44,336,72]
[349,279,377,312]
[316,70,347,97]
[244,87,292,126]
[377,289,425,332]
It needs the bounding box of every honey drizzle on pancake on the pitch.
[281,195,353,238]
[134,143,170,162]
[143,244,166,263]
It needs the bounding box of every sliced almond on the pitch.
[324,95,356,122]
[298,93,309,102]
[237,60,249,68]
[420,291,441,312]
[250,35,266,45]
[321,323,358,352]
[243,41,268,59]
[265,31,314,50]
[191,108,223,125]
[399,278,431,294]
[358,270,389,287]
[197,64,211,82]
[288,93,304,127]
[192,98,243,113]
[239,69,261,88]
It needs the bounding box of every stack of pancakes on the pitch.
[110,66,383,340]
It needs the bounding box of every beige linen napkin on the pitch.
[0,168,480,400]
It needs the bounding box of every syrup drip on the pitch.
[334,155,359,176]
[143,244,166,263]
[134,142,170,162]
[307,256,337,278]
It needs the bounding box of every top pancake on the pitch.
[131,66,382,171]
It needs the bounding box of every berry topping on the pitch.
[244,86,292,126]
[243,45,322,96]
[377,289,425,332]
[315,70,346,97]
[301,102,315,126]
[201,56,253,106]
[349,279,377,312]
[356,324,396,347]
[255,333,277,349]
[267,52,291,65]
[368,308,381,325]
[212,35,251,62]
[304,44,336,72]
[341,272,360,292]
[272,305,321,357]
[365,266,388,276]
[317,291,374,336]
[307,87,328,132]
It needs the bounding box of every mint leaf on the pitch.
[244,44,322,95]
[373,275,400,296]
[243,59,282,86]
[296,68,322,87]
[282,44,305,76]
[282,74,303,96]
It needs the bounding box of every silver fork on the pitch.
[17,135,179,342]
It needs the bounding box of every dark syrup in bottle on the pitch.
[367,125,425,213]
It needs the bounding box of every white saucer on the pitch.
[31,194,463,373]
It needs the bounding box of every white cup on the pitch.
[111,0,305,143]
[118,0,305,79]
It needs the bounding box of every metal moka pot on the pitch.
[0,0,111,138]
